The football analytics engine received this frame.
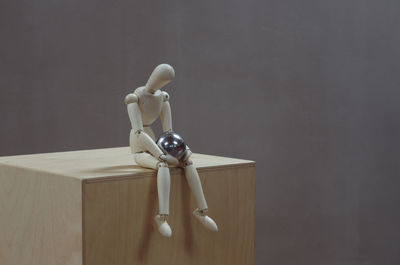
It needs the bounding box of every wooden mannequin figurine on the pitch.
[124,64,218,237]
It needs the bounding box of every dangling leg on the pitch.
[135,152,172,237]
[183,158,218,232]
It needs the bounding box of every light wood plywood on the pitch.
[84,165,255,265]
[0,164,83,265]
[0,147,254,181]
[0,147,255,265]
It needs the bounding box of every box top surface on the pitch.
[0,147,254,181]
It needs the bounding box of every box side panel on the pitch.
[0,164,83,265]
[84,165,255,265]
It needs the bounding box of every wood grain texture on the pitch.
[84,165,255,265]
[0,164,83,265]
[0,147,254,181]
[0,147,255,265]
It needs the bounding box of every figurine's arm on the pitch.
[125,94,143,132]
[125,93,165,160]
[160,91,172,133]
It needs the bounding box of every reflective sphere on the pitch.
[156,132,187,160]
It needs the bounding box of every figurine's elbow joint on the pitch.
[162,91,170,102]
[134,129,143,135]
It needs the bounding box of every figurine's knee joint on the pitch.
[183,159,193,167]
[181,149,192,163]
[157,161,168,168]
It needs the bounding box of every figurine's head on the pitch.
[145,64,175,94]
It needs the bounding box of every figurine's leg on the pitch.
[183,159,218,232]
[134,152,172,237]
[183,160,208,210]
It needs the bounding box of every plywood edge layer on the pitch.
[0,161,86,181]
[82,162,256,184]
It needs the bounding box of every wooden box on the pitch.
[0,147,255,265]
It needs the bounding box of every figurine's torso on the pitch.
[129,86,167,153]
[134,86,164,126]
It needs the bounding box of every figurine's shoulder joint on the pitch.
[125,93,138,104]
[162,91,170,102]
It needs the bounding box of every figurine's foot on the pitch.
[154,214,172,237]
[193,208,218,232]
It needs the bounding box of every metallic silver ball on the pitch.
[156,132,187,160]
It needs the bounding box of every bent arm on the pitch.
[160,92,172,133]
[126,93,164,159]
[136,132,164,159]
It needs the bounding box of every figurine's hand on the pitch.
[181,147,192,162]
[164,154,180,166]
[158,154,180,166]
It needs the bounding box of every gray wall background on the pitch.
[1,0,399,264]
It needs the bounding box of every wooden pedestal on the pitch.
[0,147,255,265]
